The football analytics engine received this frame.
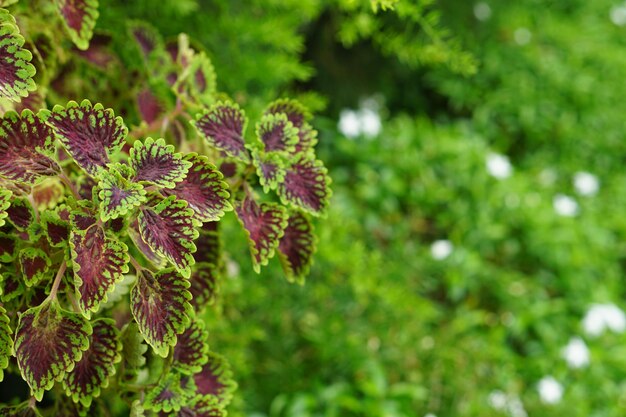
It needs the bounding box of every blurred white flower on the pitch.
[474,2,492,21]
[486,153,513,179]
[431,240,453,260]
[537,376,563,404]
[561,337,589,368]
[582,303,626,337]
[359,108,382,138]
[553,194,578,217]
[514,28,532,45]
[424,414,436,417]
[583,305,606,337]
[507,396,528,417]
[573,171,599,196]
[611,5,626,26]
[338,97,383,139]
[605,304,626,332]
[338,109,360,139]
[488,391,527,417]
[488,390,507,410]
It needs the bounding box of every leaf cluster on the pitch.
[0,1,331,414]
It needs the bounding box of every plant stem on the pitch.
[128,254,145,274]
[27,193,39,222]
[49,261,67,301]
[66,291,81,313]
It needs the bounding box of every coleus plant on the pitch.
[0,3,330,416]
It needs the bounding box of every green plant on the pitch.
[0,2,330,415]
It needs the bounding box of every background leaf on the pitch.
[55,0,99,50]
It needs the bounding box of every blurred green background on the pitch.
[99,0,626,415]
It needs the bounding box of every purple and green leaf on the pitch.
[97,165,147,222]
[107,216,127,235]
[137,195,199,278]
[75,33,115,69]
[63,318,122,406]
[70,226,130,316]
[252,150,286,193]
[278,212,316,283]
[70,209,97,233]
[14,299,92,401]
[189,262,218,311]
[192,101,249,162]
[18,247,51,287]
[158,396,225,417]
[55,0,99,50]
[292,122,318,154]
[0,179,30,197]
[130,268,193,357]
[193,352,237,407]
[128,219,167,268]
[264,98,317,153]
[277,155,331,216]
[264,98,311,129]
[194,222,221,266]
[0,110,59,184]
[175,52,216,106]
[0,233,17,262]
[0,188,11,227]
[0,10,36,101]
[41,208,70,248]
[161,153,231,222]
[173,319,209,375]
[235,197,287,273]
[0,269,23,302]
[41,100,128,176]
[255,113,299,153]
[144,373,184,413]
[129,137,191,188]
[136,88,164,124]
[0,305,12,382]
[128,21,163,61]
[5,197,34,231]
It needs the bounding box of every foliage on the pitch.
[0,1,332,414]
[4,0,620,416]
